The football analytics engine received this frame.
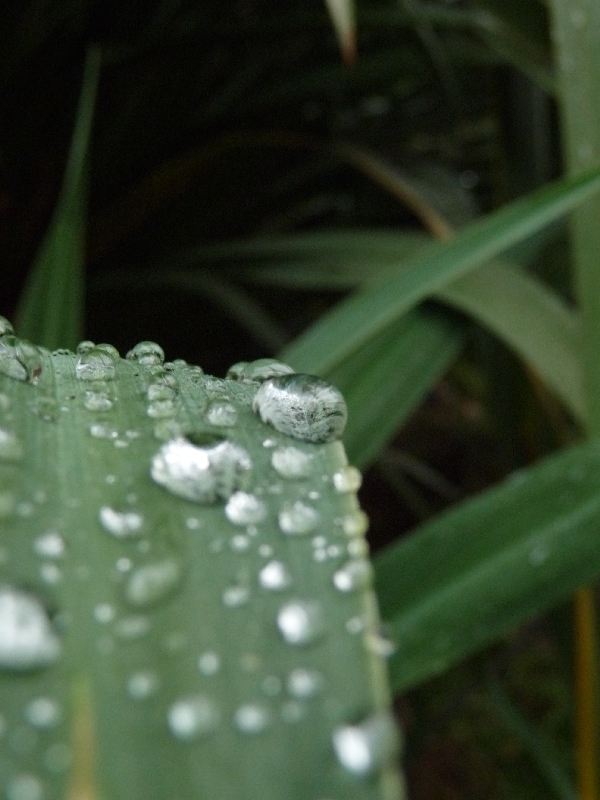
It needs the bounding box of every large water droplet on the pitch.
[0,429,23,461]
[5,774,44,800]
[233,703,270,734]
[227,359,295,383]
[33,532,65,559]
[259,560,292,591]
[332,711,399,776]
[125,559,182,607]
[0,337,42,383]
[205,401,238,427]
[126,341,165,367]
[277,599,325,646]
[333,466,362,493]
[99,507,143,538]
[0,316,15,336]
[24,697,61,728]
[225,491,267,525]
[75,347,116,381]
[252,374,347,443]
[286,667,324,698]
[271,447,313,480]
[168,695,220,740]
[0,587,61,670]
[151,436,252,503]
[278,500,319,535]
[333,558,373,592]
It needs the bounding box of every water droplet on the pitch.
[271,447,313,479]
[125,559,182,607]
[287,667,324,698]
[340,511,369,537]
[89,422,118,439]
[94,604,115,623]
[126,341,165,367]
[168,695,220,740]
[83,391,113,412]
[332,711,399,776]
[0,587,61,670]
[233,703,270,734]
[364,629,397,658]
[227,358,295,383]
[222,586,250,607]
[116,557,132,572]
[75,347,116,381]
[76,340,95,354]
[277,599,325,646]
[0,316,14,336]
[95,343,120,359]
[333,466,362,493]
[347,538,369,558]
[33,531,64,560]
[345,616,365,635]
[151,436,252,503]
[147,399,176,419]
[24,697,61,728]
[333,558,373,592]
[205,401,238,427]
[278,500,319,535]
[39,564,61,585]
[147,368,179,390]
[259,560,292,591]
[99,507,143,538]
[225,491,267,525]
[0,336,42,383]
[5,774,44,800]
[0,429,23,461]
[253,374,347,443]
[127,671,159,700]
[147,384,176,402]
[198,651,220,675]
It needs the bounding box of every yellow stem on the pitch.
[575,587,597,800]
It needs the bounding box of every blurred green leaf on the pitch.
[324,0,356,64]
[15,47,101,351]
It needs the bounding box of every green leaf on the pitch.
[374,436,600,693]
[0,338,403,800]
[280,167,600,376]
[15,47,101,351]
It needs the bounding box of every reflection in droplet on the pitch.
[253,374,347,443]
[277,599,325,646]
[278,500,319,535]
[75,347,116,381]
[332,711,399,776]
[168,695,220,740]
[225,492,266,525]
[0,586,61,670]
[99,507,143,538]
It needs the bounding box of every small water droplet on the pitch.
[34,532,65,562]
[89,422,119,439]
[0,315,15,336]
[225,491,267,525]
[94,604,115,623]
[227,358,295,383]
[126,341,165,367]
[233,703,270,734]
[222,586,250,607]
[0,429,23,461]
[125,559,182,607]
[345,616,365,635]
[76,340,95,354]
[333,559,373,592]
[0,587,61,670]
[185,516,203,530]
[114,615,151,639]
[253,374,347,443]
[24,697,61,728]
[258,544,274,558]
[39,563,61,585]
[198,651,220,675]
[0,337,42,383]
[259,560,292,591]
[168,695,220,740]
[278,500,319,535]
[332,711,399,776]
[151,436,252,503]
[287,667,324,698]
[364,629,397,658]
[99,506,143,538]
[205,401,238,427]
[5,774,44,800]
[271,447,313,479]
[75,347,116,381]
[127,671,159,699]
[347,538,369,558]
[277,599,325,645]
[333,466,362,493]
[83,391,113,412]
[116,557,132,572]
[340,511,369,537]
[147,367,179,390]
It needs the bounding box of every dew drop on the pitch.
[278,500,319,535]
[168,695,220,740]
[147,399,176,418]
[340,511,369,537]
[5,774,44,800]
[89,422,118,439]
[333,558,373,592]
[0,429,23,461]
[125,558,182,607]
[147,368,179,391]
[83,391,113,412]
[95,343,120,359]
[205,401,238,427]
[225,491,267,525]
[93,604,115,623]
[271,447,313,479]
[259,560,292,591]
[147,384,176,402]
[126,341,165,367]
[24,697,61,728]
[76,340,95,354]
[39,564,61,585]
[364,630,398,658]
[0,587,61,670]
[333,466,362,493]
[0,315,15,336]
[127,671,159,700]
[99,507,143,538]
[253,374,347,443]
[277,599,325,646]
[198,651,220,675]
[332,711,399,776]
[222,586,250,607]
[233,703,270,734]
[75,347,116,381]
[287,667,324,698]
[151,436,252,503]
[227,358,295,383]
[0,337,42,383]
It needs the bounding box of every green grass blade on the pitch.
[15,47,101,351]
[280,167,600,375]
[0,337,403,800]
[374,437,600,693]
